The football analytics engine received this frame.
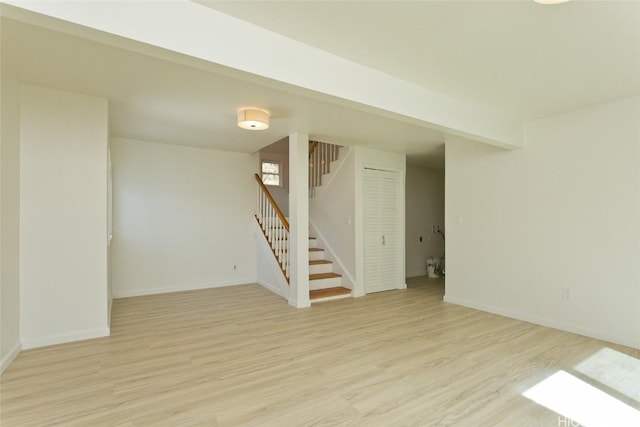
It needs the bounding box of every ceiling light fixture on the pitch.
[237,108,270,130]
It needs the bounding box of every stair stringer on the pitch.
[254,221,289,299]
[309,220,355,291]
[312,146,352,198]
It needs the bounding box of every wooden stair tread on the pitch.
[309,260,332,265]
[309,248,324,252]
[310,287,351,299]
[309,272,341,280]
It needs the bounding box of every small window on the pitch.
[261,160,281,186]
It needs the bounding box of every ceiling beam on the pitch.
[3,0,523,149]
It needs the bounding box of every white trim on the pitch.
[0,342,22,375]
[21,328,110,350]
[113,280,251,299]
[288,297,311,309]
[257,280,286,299]
[443,294,640,350]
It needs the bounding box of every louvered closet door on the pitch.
[363,168,399,294]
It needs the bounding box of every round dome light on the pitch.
[237,108,270,130]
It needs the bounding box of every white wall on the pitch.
[405,167,445,278]
[20,85,109,349]
[310,147,356,289]
[1,59,22,372]
[354,146,406,296]
[259,152,289,216]
[111,138,257,297]
[445,96,640,349]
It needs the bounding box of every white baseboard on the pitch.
[353,289,366,298]
[288,297,311,309]
[257,280,285,298]
[443,294,640,350]
[21,327,110,350]
[113,280,253,298]
[0,342,22,375]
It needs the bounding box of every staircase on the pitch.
[308,236,351,303]
[256,140,351,305]
[308,141,351,302]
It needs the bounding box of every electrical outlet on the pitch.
[561,288,571,301]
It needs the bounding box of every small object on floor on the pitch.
[427,257,439,278]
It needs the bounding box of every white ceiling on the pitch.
[203,0,640,121]
[2,1,639,169]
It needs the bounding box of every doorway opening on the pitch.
[405,152,445,291]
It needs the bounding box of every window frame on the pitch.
[261,160,282,187]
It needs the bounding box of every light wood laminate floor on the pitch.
[1,277,638,426]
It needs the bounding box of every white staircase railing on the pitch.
[255,174,289,282]
[309,141,340,198]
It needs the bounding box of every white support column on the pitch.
[288,132,310,308]
[353,147,366,297]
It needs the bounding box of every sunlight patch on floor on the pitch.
[574,347,640,403]
[523,370,640,427]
